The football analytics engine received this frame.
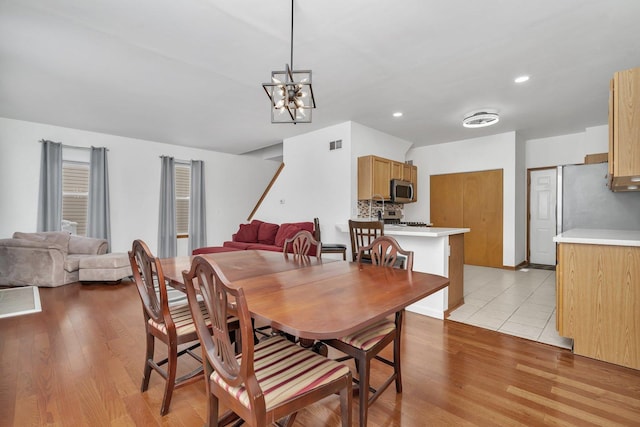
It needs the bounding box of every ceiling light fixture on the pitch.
[462,110,500,128]
[262,0,315,124]
[393,112,403,117]
[514,75,530,83]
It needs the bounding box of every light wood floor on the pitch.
[1,280,639,426]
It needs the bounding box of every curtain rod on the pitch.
[39,140,109,151]
[159,155,191,165]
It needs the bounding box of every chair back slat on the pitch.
[358,235,414,271]
[348,219,385,262]
[129,239,170,325]
[283,230,322,259]
[183,257,256,390]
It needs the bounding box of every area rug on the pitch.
[0,286,42,319]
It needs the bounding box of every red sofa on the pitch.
[193,219,318,255]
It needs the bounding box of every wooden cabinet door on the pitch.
[410,165,418,202]
[391,161,403,180]
[430,173,463,227]
[430,169,503,268]
[372,157,391,199]
[613,68,640,177]
[463,170,503,268]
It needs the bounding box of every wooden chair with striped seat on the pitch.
[182,256,353,427]
[322,235,414,427]
[283,229,322,259]
[128,239,237,416]
[348,219,385,262]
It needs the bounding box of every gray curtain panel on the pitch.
[37,140,62,232]
[87,146,111,251]
[188,160,207,253]
[158,156,177,258]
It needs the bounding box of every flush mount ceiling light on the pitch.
[462,110,500,128]
[262,0,316,124]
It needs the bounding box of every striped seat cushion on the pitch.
[148,300,210,336]
[338,318,396,351]
[211,335,350,410]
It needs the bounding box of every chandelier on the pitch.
[262,0,316,124]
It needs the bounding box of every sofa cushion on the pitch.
[235,223,259,243]
[193,246,243,255]
[257,222,279,245]
[223,241,253,250]
[69,235,108,255]
[246,243,282,252]
[13,231,70,254]
[274,222,314,248]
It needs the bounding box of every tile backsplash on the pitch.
[356,200,403,219]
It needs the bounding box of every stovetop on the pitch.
[384,219,432,227]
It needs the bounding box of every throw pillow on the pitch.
[257,222,279,245]
[274,223,302,248]
[235,223,259,243]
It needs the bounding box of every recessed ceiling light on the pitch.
[514,75,530,83]
[393,112,403,117]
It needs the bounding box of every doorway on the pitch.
[527,167,557,266]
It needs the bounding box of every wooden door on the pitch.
[463,170,503,268]
[430,169,503,268]
[528,168,557,265]
[430,173,463,227]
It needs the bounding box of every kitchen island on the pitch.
[554,228,640,370]
[337,223,469,319]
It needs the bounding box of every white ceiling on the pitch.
[1,0,639,155]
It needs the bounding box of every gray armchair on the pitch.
[0,231,108,287]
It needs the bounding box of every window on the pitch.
[175,163,190,237]
[62,161,89,236]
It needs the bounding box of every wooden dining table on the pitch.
[160,250,449,341]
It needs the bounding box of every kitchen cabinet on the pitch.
[554,229,640,370]
[430,169,503,268]
[358,155,417,202]
[358,155,391,200]
[609,66,640,192]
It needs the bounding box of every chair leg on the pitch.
[340,375,353,427]
[160,341,178,416]
[357,353,370,427]
[395,313,403,393]
[207,393,218,427]
[141,332,154,392]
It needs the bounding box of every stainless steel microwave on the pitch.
[390,179,414,203]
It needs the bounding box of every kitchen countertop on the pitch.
[553,228,640,247]
[337,223,469,237]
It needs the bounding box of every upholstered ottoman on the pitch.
[79,253,132,283]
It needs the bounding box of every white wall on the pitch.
[254,122,353,249]
[526,125,608,169]
[0,117,279,254]
[253,121,414,253]
[405,132,520,267]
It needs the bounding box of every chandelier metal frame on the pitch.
[262,0,316,124]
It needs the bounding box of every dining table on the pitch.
[160,249,449,341]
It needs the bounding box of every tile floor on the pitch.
[447,264,573,349]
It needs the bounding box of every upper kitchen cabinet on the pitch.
[358,155,418,202]
[609,66,640,191]
[358,155,391,200]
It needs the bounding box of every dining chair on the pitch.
[283,229,322,258]
[182,256,353,427]
[348,219,385,262]
[128,239,236,416]
[323,235,413,427]
[314,217,347,260]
